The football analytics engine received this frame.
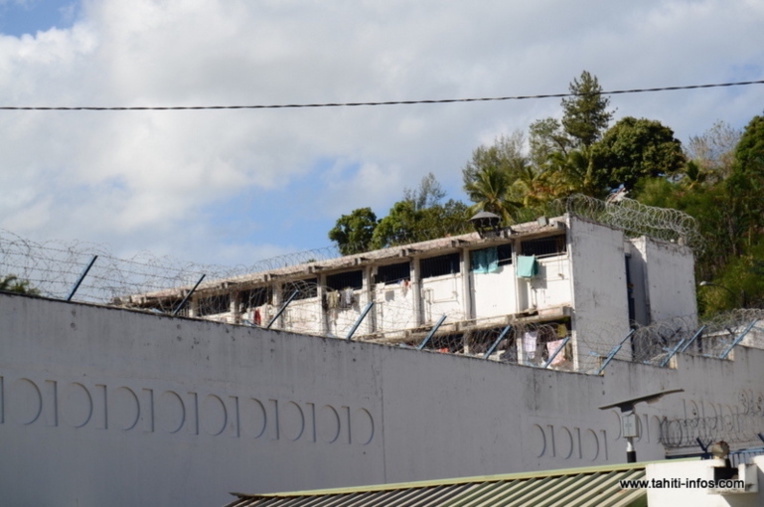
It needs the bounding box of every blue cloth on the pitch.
[472,247,499,274]
[516,255,538,278]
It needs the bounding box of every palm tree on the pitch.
[546,147,604,198]
[464,165,520,225]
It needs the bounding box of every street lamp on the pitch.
[699,281,746,308]
[599,388,684,463]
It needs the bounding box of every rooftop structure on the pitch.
[121,210,698,373]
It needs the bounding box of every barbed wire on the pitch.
[1,199,755,376]
[556,194,704,251]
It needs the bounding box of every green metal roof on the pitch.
[225,462,648,507]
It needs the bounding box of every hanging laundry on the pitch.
[523,330,538,360]
[546,339,566,366]
[472,247,500,274]
[341,287,355,308]
[253,308,262,326]
[517,255,538,278]
[556,323,568,338]
[327,291,340,310]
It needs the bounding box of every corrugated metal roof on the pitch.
[225,463,648,507]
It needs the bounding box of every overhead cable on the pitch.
[0,79,762,111]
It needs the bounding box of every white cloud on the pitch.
[0,0,762,268]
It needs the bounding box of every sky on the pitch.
[0,0,762,270]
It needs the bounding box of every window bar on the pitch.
[266,290,299,329]
[66,255,98,301]
[596,329,637,375]
[346,302,374,341]
[172,274,206,316]
[483,325,512,359]
[417,314,447,350]
[543,335,571,368]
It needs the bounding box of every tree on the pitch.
[403,172,446,211]
[593,117,686,191]
[370,199,471,249]
[462,132,528,186]
[462,132,530,223]
[329,173,470,252]
[726,114,764,252]
[463,164,517,224]
[328,207,378,255]
[0,274,40,295]
[529,118,572,167]
[685,120,741,184]
[561,70,613,148]
[545,147,605,199]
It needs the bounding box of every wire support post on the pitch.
[483,325,512,359]
[266,290,299,329]
[66,255,98,302]
[172,274,206,316]
[346,302,374,341]
[719,320,758,359]
[417,315,447,350]
[542,335,571,368]
[596,329,637,375]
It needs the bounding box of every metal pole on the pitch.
[417,314,447,350]
[483,325,512,359]
[719,320,757,359]
[346,302,374,341]
[266,290,299,329]
[66,255,98,301]
[172,274,205,316]
[678,325,707,354]
[626,437,637,463]
[543,335,571,368]
[596,329,636,375]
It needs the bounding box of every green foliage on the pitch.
[462,132,528,188]
[371,199,470,249]
[328,207,378,255]
[594,117,686,191]
[561,70,612,148]
[403,172,446,211]
[698,239,764,317]
[727,115,764,251]
[529,118,572,166]
[330,174,471,254]
[685,120,740,184]
[463,163,517,224]
[0,275,40,295]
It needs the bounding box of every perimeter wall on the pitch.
[1,293,762,506]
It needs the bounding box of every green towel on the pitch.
[517,255,538,278]
[471,247,499,274]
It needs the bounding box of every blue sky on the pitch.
[0,0,763,271]
[0,1,77,36]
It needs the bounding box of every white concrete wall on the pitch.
[634,236,698,326]
[282,296,323,334]
[3,292,757,506]
[568,217,632,371]
[470,264,515,319]
[421,272,465,324]
[373,281,417,332]
[529,255,572,310]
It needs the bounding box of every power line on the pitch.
[1,79,762,111]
